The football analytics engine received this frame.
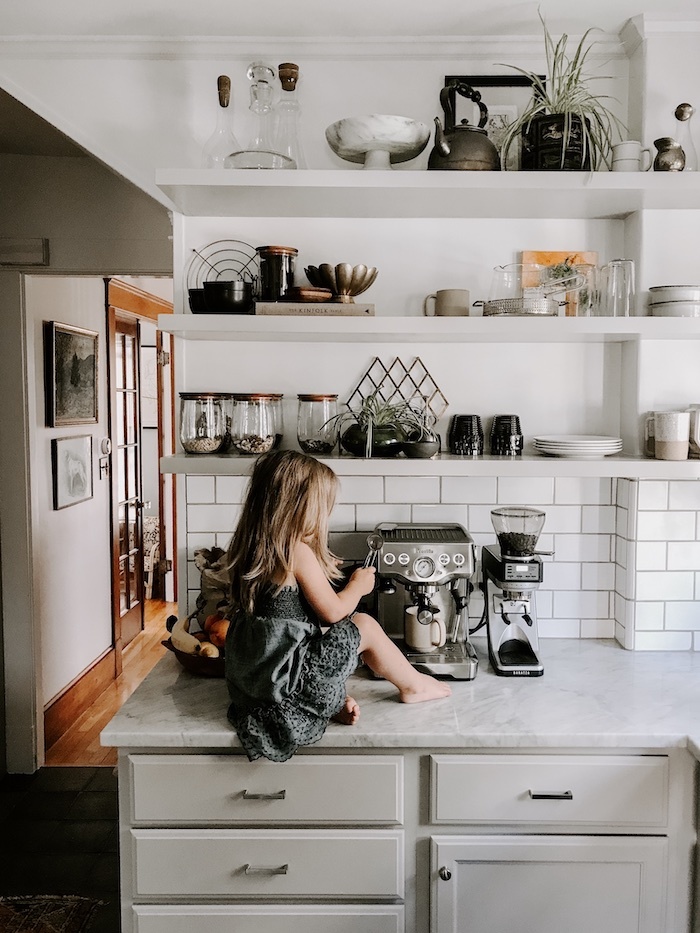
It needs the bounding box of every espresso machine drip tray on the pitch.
[401,642,479,679]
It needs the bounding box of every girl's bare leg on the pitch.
[352,612,451,703]
[332,696,360,725]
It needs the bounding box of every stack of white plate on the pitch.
[534,435,623,459]
[649,285,700,317]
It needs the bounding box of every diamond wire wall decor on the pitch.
[345,357,448,423]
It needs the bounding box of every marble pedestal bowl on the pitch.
[325,114,430,169]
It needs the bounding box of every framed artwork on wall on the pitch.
[51,435,93,510]
[444,75,542,170]
[44,321,98,426]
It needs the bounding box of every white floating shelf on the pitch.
[162,453,700,480]
[156,168,700,219]
[158,314,700,344]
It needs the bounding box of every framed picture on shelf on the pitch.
[44,321,98,426]
[444,75,542,170]
[51,435,93,510]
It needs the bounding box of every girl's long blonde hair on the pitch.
[226,449,343,615]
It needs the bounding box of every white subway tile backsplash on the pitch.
[533,588,552,618]
[441,476,497,504]
[544,562,582,590]
[539,617,580,638]
[665,602,700,630]
[636,542,668,571]
[615,478,630,510]
[637,481,669,511]
[329,504,355,531]
[634,631,692,651]
[582,562,616,591]
[215,475,249,503]
[554,590,611,619]
[667,541,700,571]
[385,476,440,503]
[531,505,581,534]
[555,477,612,505]
[582,505,617,534]
[637,511,696,541]
[187,533,218,559]
[186,475,216,503]
[468,505,500,535]
[412,504,469,526]
[636,570,695,601]
[356,504,411,527]
[633,601,665,631]
[497,477,554,504]
[669,481,700,510]
[337,476,384,504]
[187,504,239,534]
[615,564,629,600]
[554,534,612,562]
[580,618,616,639]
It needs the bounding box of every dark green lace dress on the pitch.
[225,586,361,762]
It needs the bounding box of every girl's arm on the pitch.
[294,541,375,624]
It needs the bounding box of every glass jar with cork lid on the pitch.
[231,393,278,455]
[297,394,339,454]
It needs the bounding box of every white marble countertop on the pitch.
[100,639,700,759]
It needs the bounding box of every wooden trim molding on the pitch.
[43,649,117,752]
[106,278,173,320]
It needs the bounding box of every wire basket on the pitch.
[185,239,260,292]
[483,297,560,317]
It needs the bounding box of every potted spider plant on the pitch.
[499,10,625,170]
[326,392,438,458]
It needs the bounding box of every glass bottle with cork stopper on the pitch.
[274,62,306,169]
[674,103,698,171]
[225,62,294,169]
[201,75,241,168]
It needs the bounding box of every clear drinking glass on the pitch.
[600,259,635,316]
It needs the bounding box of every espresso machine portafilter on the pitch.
[482,507,550,677]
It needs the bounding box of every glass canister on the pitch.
[179,393,233,454]
[256,245,298,301]
[297,394,338,454]
[231,393,277,454]
[270,393,284,449]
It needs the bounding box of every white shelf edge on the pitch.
[158,314,700,343]
[161,453,700,480]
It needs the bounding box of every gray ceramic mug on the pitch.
[423,288,470,317]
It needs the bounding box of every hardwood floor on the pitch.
[45,599,177,767]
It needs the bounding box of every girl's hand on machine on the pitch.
[348,566,376,596]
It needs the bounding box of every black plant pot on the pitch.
[521,114,592,171]
[340,424,406,458]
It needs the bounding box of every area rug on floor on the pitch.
[0,896,102,933]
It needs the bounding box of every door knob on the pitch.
[439,866,452,881]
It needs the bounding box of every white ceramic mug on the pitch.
[688,405,700,458]
[611,141,652,171]
[423,288,470,317]
[644,411,691,460]
[404,605,447,651]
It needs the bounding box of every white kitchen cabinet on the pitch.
[430,835,667,933]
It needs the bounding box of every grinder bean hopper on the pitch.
[482,507,548,676]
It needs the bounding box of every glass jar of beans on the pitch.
[297,394,338,455]
[179,393,233,454]
[231,393,277,455]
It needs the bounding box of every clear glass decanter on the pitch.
[274,62,306,169]
[674,102,698,171]
[201,75,241,168]
[225,62,294,169]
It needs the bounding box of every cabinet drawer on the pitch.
[131,829,404,898]
[133,904,405,933]
[129,754,403,824]
[431,754,668,826]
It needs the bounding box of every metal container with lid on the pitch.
[231,393,278,455]
[179,392,233,454]
[256,245,298,301]
[297,393,338,455]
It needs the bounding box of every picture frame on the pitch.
[52,435,93,510]
[44,321,98,427]
[444,75,543,171]
[139,345,159,429]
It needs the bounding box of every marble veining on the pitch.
[101,639,700,758]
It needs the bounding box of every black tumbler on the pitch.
[490,414,524,456]
[448,414,484,456]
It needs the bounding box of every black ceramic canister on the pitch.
[490,414,524,456]
[256,245,298,301]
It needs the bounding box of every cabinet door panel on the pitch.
[431,835,666,933]
[133,904,405,933]
[130,754,403,824]
[132,829,404,898]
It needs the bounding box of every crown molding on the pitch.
[0,33,627,62]
[621,13,700,55]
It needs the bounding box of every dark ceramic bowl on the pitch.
[401,438,441,459]
[188,288,209,314]
[203,280,254,314]
[162,638,225,677]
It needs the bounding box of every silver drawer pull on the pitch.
[243,863,289,875]
[241,789,287,800]
[529,789,573,800]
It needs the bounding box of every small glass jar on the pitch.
[179,393,233,454]
[231,393,277,455]
[297,394,338,455]
[256,245,298,301]
[270,393,284,449]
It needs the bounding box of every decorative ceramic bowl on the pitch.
[304,263,378,303]
[325,115,430,169]
[162,638,225,678]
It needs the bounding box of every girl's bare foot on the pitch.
[332,696,361,725]
[399,673,452,704]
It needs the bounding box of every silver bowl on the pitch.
[305,263,378,303]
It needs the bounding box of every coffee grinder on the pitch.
[482,507,548,677]
[373,522,479,680]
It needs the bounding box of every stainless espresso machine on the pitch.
[482,507,547,677]
[372,522,478,680]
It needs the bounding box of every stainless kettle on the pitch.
[427,80,501,171]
